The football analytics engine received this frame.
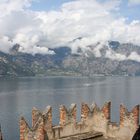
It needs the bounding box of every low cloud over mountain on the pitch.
[1,41,140,77]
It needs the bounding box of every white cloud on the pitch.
[105,45,140,62]
[19,45,55,55]
[105,50,140,63]
[128,52,140,62]
[0,0,33,17]
[105,49,127,61]
[92,42,105,57]
[0,36,14,53]
[0,0,140,55]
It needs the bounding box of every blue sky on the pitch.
[30,0,140,22]
[31,0,72,11]
[119,0,140,22]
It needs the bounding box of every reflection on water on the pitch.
[0,76,140,140]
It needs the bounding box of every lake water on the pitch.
[0,76,140,140]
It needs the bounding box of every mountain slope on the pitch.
[1,41,140,77]
[0,52,35,77]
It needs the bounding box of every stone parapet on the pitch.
[59,104,76,126]
[19,102,139,140]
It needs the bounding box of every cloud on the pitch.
[19,45,55,55]
[14,33,55,55]
[0,0,140,55]
[128,52,140,62]
[33,0,140,52]
[105,43,140,62]
[0,0,33,17]
[0,36,14,53]
[128,0,140,5]
[105,49,127,61]
[105,50,140,63]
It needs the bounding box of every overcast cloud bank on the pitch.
[0,0,140,57]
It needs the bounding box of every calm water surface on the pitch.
[0,76,140,140]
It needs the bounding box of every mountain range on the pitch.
[1,41,140,77]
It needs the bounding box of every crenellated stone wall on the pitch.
[59,104,76,126]
[19,102,140,140]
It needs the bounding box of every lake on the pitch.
[0,76,140,140]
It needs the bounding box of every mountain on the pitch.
[1,41,140,77]
[0,51,35,77]
[62,41,140,76]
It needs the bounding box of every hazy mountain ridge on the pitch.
[0,51,35,77]
[1,41,140,77]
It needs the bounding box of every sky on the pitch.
[31,0,72,11]
[31,0,140,21]
[0,0,140,55]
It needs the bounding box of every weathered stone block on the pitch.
[101,102,111,121]
[43,106,53,131]
[59,104,76,126]
[120,104,139,129]
[32,107,42,127]
[81,103,91,121]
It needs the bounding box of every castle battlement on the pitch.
[19,102,139,140]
